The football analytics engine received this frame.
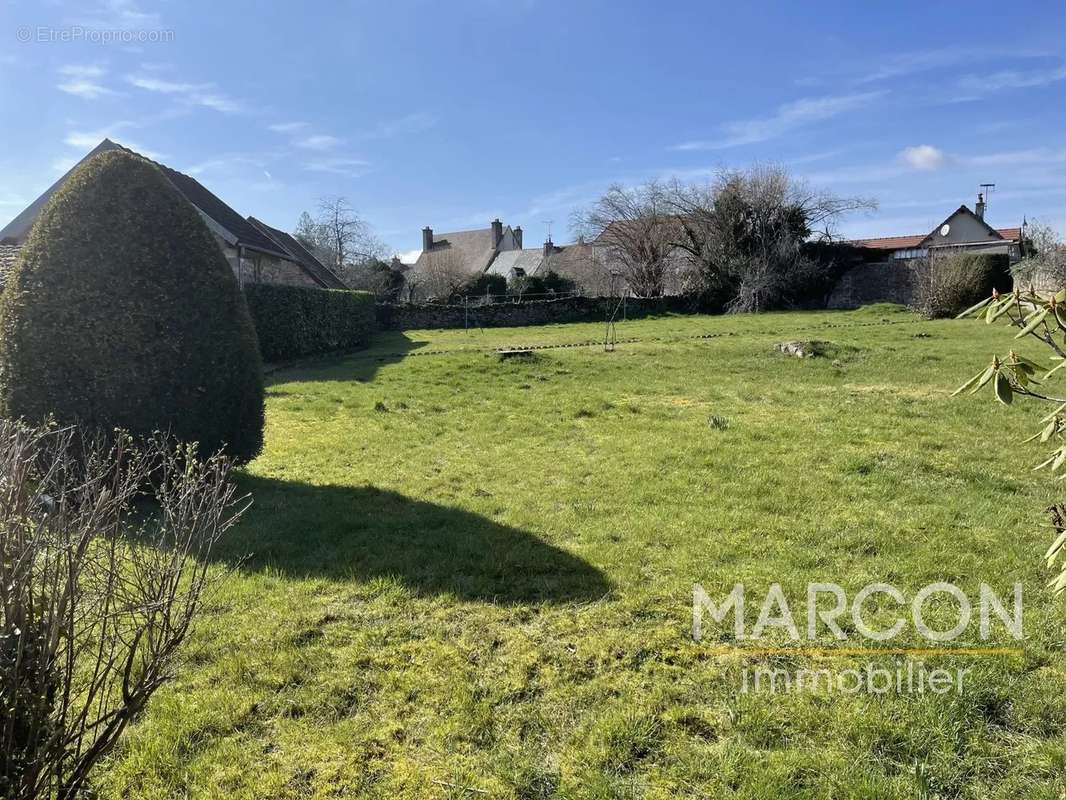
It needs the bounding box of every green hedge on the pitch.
[0,150,264,463]
[243,283,375,362]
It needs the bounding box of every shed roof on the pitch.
[246,217,348,289]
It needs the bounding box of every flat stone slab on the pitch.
[497,349,536,359]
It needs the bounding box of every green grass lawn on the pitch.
[99,306,1066,799]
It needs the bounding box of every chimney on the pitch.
[514,226,523,248]
[491,218,503,248]
[543,240,555,258]
[975,192,986,221]
[422,226,433,251]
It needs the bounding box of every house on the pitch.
[829,193,1026,308]
[411,219,522,297]
[0,139,346,290]
[246,217,347,289]
[848,194,1023,263]
[485,246,548,281]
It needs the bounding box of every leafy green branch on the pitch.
[955,286,1066,593]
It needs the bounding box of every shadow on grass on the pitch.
[220,475,612,604]
[266,331,429,387]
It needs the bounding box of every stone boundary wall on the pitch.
[826,259,915,309]
[375,295,698,331]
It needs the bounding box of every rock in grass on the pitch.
[776,340,816,358]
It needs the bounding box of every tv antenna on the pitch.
[542,219,554,243]
[979,183,996,206]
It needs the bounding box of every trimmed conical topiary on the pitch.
[0,150,264,462]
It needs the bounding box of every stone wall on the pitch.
[214,234,319,289]
[825,259,915,309]
[376,295,697,331]
[251,253,320,288]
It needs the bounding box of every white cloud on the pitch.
[296,134,343,150]
[57,64,114,99]
[356,113,436,140]
[59,64,105,79]
[63,121,134,149]
[304,157,370,177]
[856,47,975,84]
[268,121,308,133]
[61,122,163,163]
[672,91,885,150]
[958,62,1066,96]
[899,144,946,171]
[57,79,114,99]
[395,248,421,264]
[72,0,162,30]
[126,74,242,113]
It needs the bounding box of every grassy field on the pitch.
[98,305,1066,799]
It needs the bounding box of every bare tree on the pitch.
[294,197,389,280]
[0,422,246,800]
[1012,220,1065,291]
[345,259,405,300]
[542,242,611,295]
[665,165,875,311]
[571,181,677,297]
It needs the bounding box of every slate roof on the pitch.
[486,248,546,277]
[247,217,348,289]
[104,141,289,258]
[415,227,499,276]
[0,139,290,260]
[0,243,21,288]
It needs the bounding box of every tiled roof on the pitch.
[0,243,21,288]
[247,217,348,289]
[847,234,928,250]
[850,227,1022,250]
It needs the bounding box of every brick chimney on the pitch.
[543,240,556,258]
[514,226,523,248]
[491,218,503,248]
[975,192,986,221]
[422,226,433,251]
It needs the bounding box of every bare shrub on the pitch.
[0,421,245,799]
[911,252,1009,319]
[571,181,677,298]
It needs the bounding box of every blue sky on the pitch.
[3,0,1066,260]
